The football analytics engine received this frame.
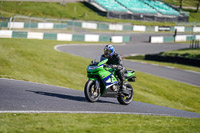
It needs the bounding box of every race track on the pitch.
[1,78,200,118]
[55,33,200,87]
[0,33,200,118]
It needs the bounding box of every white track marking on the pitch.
[164,66,175,69]
[54,44,125,52]
[185,70,200,74]
[151,64,159,66]
[0,111,170,116]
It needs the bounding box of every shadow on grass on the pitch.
[26,90,118,104]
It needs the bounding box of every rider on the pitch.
[101,44,126,92]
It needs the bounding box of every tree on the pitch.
[179,0,183,10]
[196,0,200,12]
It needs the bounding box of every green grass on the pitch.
[0,1,199,25]
[189,11,200,22]
[160,48,200,59]
[183,8,200,22]
[0,38,200,113]
[132,71,200,113]
[0,113,199,133]
[0,38,90,90]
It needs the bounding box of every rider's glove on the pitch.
[104,64,111,68]
[104,64,118,69]
[112,65,117,69]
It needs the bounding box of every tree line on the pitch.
[179,0,200,12]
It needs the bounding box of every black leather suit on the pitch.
[101,53,125,84]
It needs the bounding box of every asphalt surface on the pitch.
[55,33,200,87]
[1,78,200,118]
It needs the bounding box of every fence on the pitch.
[150,34,200,43]
[0,30,131,43]
[190,40,200,48]
[1,16,200,33]
[106,11,189,23]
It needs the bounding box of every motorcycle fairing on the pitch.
[102,73,118,88]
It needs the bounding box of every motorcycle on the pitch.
[84,56,136,105]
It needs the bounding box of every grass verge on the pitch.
[125,55,200,72]
[0,113,199,133]
[0,38,90,90]
[160,48,200,59]
[0,1,199,25]
[0,38,200,113]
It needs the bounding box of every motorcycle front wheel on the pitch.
[84,80,101,102]
[117,83,134,105]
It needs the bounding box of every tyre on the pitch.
[117,83,134,105]
[84,80,101,102]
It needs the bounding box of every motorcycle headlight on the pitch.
[88,66,97,70]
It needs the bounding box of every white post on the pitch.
[9,17,13,30]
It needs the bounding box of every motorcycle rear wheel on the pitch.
[117,83,133,105]
[84,80,101,102]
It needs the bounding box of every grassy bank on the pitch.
[187,9,200,22]
[126,48,200,71]
[0,113,199,133]
[0,38,90,90]
[160,48,200,59]
[0,1,199,25]
[125,54,200,72]
[0,38,200,113]
[163,0,200,23]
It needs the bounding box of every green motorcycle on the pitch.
[84,57,136,105]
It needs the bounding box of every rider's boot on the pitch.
[120,81,126,93]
